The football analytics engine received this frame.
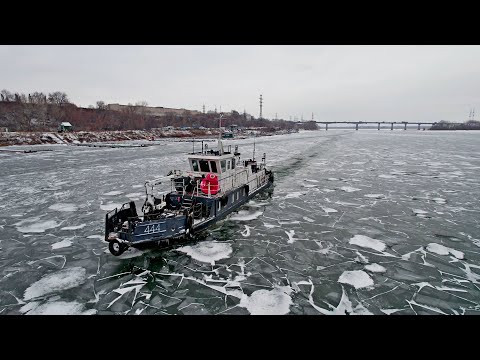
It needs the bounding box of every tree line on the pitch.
[430,120,480,130]
[0,89,317,132]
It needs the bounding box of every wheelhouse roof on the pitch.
[188,153,236,161]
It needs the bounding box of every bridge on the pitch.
[296,121,450,130]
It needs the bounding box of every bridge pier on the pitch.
[325,123,328,131]
[355,123,359,131]
[404,123,407,131]
[378,123,380,130]
[391,123,393,130]
[418,123,421,130]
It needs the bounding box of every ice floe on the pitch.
[24,267,87,300]
[177,241,233,265]
[284,191,306,199]
[338,270,374,289]
[364,263,387,273]
[285,230,296,244]
[339,186,361,192]
[229,209,263,221]
[239,286,293,315]
[321,206,338,214]
[51,238,73,250]
[21,300,94,315]
[61,224,86,230]
[100,203,121,211]
[16,220,60,233]
[364,194,385,199]
[349,234,387,252]
[426,243,464,259]
[48,203,78,212]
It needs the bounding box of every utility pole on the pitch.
[275,113,278,120]
[312,112,314,121]
[203,104,205,114]
[215,106,217,114]
[259,94,263,119]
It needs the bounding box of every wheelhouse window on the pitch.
[227,160,231,170]
[220,160,226,172]
[210,161,218,173]
[199,160,210,172]
[191,159,199,172]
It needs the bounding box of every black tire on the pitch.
[185,216,194,239]
[109,240,127,256]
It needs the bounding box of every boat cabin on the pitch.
[188,154,237,175]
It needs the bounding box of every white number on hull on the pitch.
[143,224,162,234]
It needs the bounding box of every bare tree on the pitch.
[1,89,14,101]
[96,101,107,110]
[135,101,148,107]
[47,91,70,105]
[30,92,47,104]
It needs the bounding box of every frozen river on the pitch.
[1,130,480,315]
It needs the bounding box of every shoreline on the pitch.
[0,128,298,147]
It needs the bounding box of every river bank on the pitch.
[0,128,221,147]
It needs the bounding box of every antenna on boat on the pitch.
[253,134,256,161]
[217,113,225,155]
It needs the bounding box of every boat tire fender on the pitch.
[109,239,128,256]
[245,185,249,196]
[186,215,194,238]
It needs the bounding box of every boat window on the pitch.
[220,160,226,172]
[199,160,210,172]
[236,191,239,201]
[231,159,235,169]
[210,161,218,173]
[227,161,231,170]
[191,159,199,172]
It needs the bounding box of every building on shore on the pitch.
[58,122,73,132]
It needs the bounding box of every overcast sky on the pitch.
[1,45,479,122]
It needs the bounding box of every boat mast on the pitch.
[217,113,224,155]
[253,134,256,161]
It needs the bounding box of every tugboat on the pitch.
[104,136,274,256]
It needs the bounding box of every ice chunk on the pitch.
[239,286,293,315]
[24,267,87,300]
[338,270,374,289]
[349,235,386,252]
[48,203,78,212]
[177,241,232,265]
[426,243,464,259]
[364,263,387,273]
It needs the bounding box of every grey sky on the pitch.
[1,45,479,122]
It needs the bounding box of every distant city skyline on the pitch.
[1,45,480,122]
